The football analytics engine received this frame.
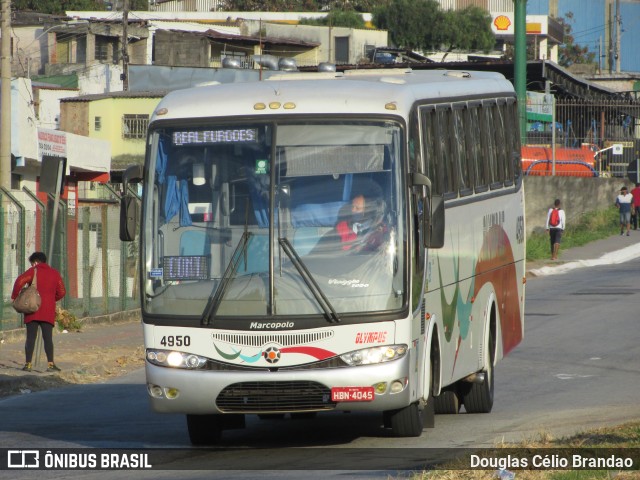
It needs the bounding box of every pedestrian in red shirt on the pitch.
[11,252,66,372]
[630,182,640,230]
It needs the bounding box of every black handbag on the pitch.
[13,268,41,314]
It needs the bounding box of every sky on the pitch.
[526,0,640,73]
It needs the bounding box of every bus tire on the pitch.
[186,414,222,445]
[434,388,461,414]
[462,328,495,413]
[388,402,424,437]
[423,355,436,428]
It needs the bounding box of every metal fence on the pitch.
[0,184,139,333]
[524,97,640,178]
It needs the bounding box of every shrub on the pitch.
[55,306,82,332]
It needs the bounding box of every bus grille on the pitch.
[216,381,336,413]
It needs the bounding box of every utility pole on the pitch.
[0,0,12,189]
[608,0,614,73]
[615,0,621,73]
[121,0,129,91]
[598,37,602,73]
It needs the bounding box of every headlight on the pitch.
[340,344,407,366]
[146,349,207,369]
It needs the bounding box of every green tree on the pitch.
[222,0,314,11]
[130,0,149,9]
[440,6,495,60]
[319,0,378,12]
[13,0,149,13]
[299,9,366,28]
[556,12,596,67]
[12,0,106,14]
[373,0,443,50]
[222,0,377,12]
[373,0,495,54]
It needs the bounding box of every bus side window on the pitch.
[420,105,439,195]
[480,101,502,189]
[494,99,511,186]
[434,106,456,198]
[465,104,487,192]
[452,104,472,196]
[408,110,422,175]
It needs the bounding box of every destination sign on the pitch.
[173,128,257,146]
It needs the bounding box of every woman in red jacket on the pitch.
[12,251,66,372]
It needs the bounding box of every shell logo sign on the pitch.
[494,15,511,31]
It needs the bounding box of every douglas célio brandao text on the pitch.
[470,453,635,470]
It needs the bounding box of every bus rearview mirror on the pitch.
[120,196,139,242]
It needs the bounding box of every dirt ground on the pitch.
[0,320,145,400]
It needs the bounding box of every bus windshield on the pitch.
[142,120,406,320]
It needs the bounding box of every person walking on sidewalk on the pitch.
[546,199,565,260]
[631,183,640,230]
[615,185,634,236]
[11,252,66,373]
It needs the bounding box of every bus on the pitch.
[120,68,525,444]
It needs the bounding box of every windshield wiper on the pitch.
[201,231,252,325]
[279,238,340,323]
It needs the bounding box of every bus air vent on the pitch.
[212,330,334,348]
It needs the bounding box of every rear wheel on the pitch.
[186,414,222,445]
[388,402,424,437]
[462,328,495,413]
[434,388,461,414]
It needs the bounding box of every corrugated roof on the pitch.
[156,28,319,48]
[149,20,240,35]
[61,90,168,102]
[203,28,319,48]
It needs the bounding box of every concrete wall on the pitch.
[264,23,387,65]
[78,64,125,94]
[35,87,79,130]
[11,25,49,77]
[154,30,210,68]
[524,175,627,235]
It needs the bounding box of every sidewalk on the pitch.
[526,232,640,277]
[0,318,144,398]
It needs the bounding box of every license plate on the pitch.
[331,386,374,402]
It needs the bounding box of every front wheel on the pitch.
[387,402,424,437]
[186,414,222,445]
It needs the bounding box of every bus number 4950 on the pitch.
[160,336,191,347]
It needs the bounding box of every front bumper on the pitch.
[146,353,414,414]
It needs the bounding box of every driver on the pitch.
[336,192,387,251]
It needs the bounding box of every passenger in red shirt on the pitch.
[631,182,640,230]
